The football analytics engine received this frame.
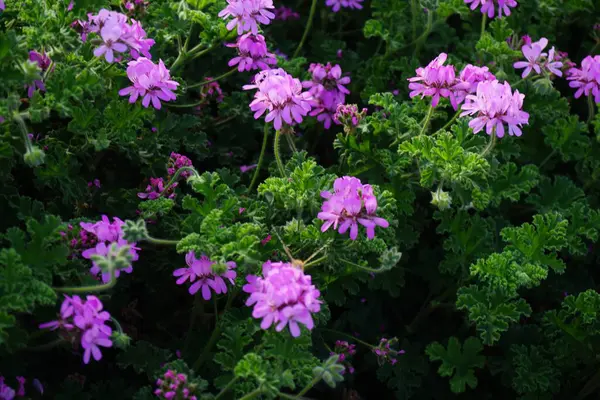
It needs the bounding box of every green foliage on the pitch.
[426,337,485,393]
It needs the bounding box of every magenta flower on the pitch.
[138,177,177,200]
[26,50,52,98]
[453,64,496,104]
[80,215,124,243]
[0,378,15,400]
[464,0,517,18]
[567,55,600,103]
[243,68,315,130]
[460,80,529,138]
[325,0,364,12]
[173,252,237,300]
[318,176,390,240]
[218,0,275,35]
[226,33,277,72]
[155,370,198,400]
[167,152,193,178]
[408,53,460,109]
[0,1,4,11]
[39,295,113,364]
[83,240,139,282]
[243,261,322,337]
[274,6,299,20]
[303,63,351,129]
[85,9,154,63]
[119,57,179,109]
[240,164,257,172]
[513,37,550,78]
[331,340,357,374]
[333,103,368,128]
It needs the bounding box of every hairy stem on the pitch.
[587,94,596,124]
[159,166,200,196]
[239,388,262,400]
[248,124,270,192]
[274,130,287,177]
[186,68,237,89]
[419,106,435,136]
[292,0,318,58]
[479,131,497,157]
[318,327,375,349]
[215,376,240,400]
[53,266,117,293]
[295,376,321,397]
[146,235,180,246]
[437,109,461,133]
[480,14,487,40]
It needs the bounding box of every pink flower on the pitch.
[243,261,321,337]
[302,63,351,129]
[460,80,529,138]
[0,1,4,11]
[240,164,257,172]
[513,37,549,78]
[567,55,600,103]
[83,239,140,283]
[243,68,315,130]
[408,53,460,109]
[218,0,275,35]
[452,64,496,104]
[318,177,389,240]
[167,152,193,178]
[325,0,363,12]
[464,0,517,18]
[119,57,179,109]
[226,33,277,72]
[0,378,15,400]
[173,252,237,300]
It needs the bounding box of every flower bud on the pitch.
[24,146,46,167]
[112,331,131,349]
[122,219,148,242]
[211,263,228,275]
[430,188,452,210]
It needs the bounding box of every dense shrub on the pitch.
[1,0,600,398]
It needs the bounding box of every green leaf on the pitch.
[426,337,485,393]
[116,340,173,379]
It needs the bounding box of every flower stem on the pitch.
[184,294,202,354]
[274,130,287,177]
[587,93,596,124]
[215,376,240,400]
[160,166,200,196]
[248,124,270,193]
[437,109,461,133]
[284,130,298,152]
[186,67,237,90]
[480,14,487,40]
[239,389,262,400]
[292,0,318,58]
[539,149,557,168]
[303,255,328,270]
[318,327,375,349]
[295,376,322,397]
[340,257,391,273]
[479,131,497,157]
[146,235,180,246]
[53,266,117,293]
[419,106,434,135]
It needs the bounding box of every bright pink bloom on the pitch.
[226,33,277,72]
[567,55,600,103]
[408,53,460,109]
[318,176,389,240]
[173,252,237,300]
[302,63,351,129]
[460,80,529,138]
[244,68,315,130]
[464,0,517,18]
[325,0,363,12]
[167,152,193,178]
[513,38,559,78]
[26,50,52,98]
[453,64,496,104]
[138,177,177,200]
[243,261,321,337]
[119,57,179,109]
[0,378,15,400]
[0,1,4,11]
[218,0,275,35]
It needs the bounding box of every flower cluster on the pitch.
[196,77,225,107]
[409,54,497,110]
[173,252,237,300]
[167,152,193,178]
[513,37,563,78]
[218,0,275,35]
[331,340,357,374]
[79,9,154,63]
[318,176,390,240]
[80,215,140,282]
[154,370,198,400]
[119,57,179,109]
[460,80,529,138]
[39,295,113,364]
[333,103,368,132]
[244,68,314,130]
[0,377,26,399]
[26,50,52,98]
[227,33,277,72]
[567,55,600,103]
[243,261,322,337]
[303,63,351,129]
[325,0,364,12]
[464,0,517,19]
[274,6,299,20]
[60,223,98,259]
[138,177,177,200]
[373,337,405,366]
[124,0,149,13]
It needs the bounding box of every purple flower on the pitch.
[138,177,177,200]
[240,164,257,172]
[25,50,52,98]
[464,0,517,18]
[0,1,4,11]
[373,337,404,366]
[167,152,193,178]
[218,0,275,35]
[67,0,74,11]
[243,261,322,337]
[337,49,343,59]
[460,80,529,138]
[453,64,496,104]
[333,103,368,128]
[318,176,389,240]
[303,63,351,129]
[243,68,315,130]
[274,6,299,20]
[408,53,460,109]
[83,240,139,283]
[119,57,179,109]
[513,38,563,78]
[80,215,124,242]
[567,55,600,103]
[332,340,357,374]
[325,0,363,12]
[39,295,113,364]
[173,252,237,300]
[88,178,101,188]
[226,33,277,72]
[155,370,198,400]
